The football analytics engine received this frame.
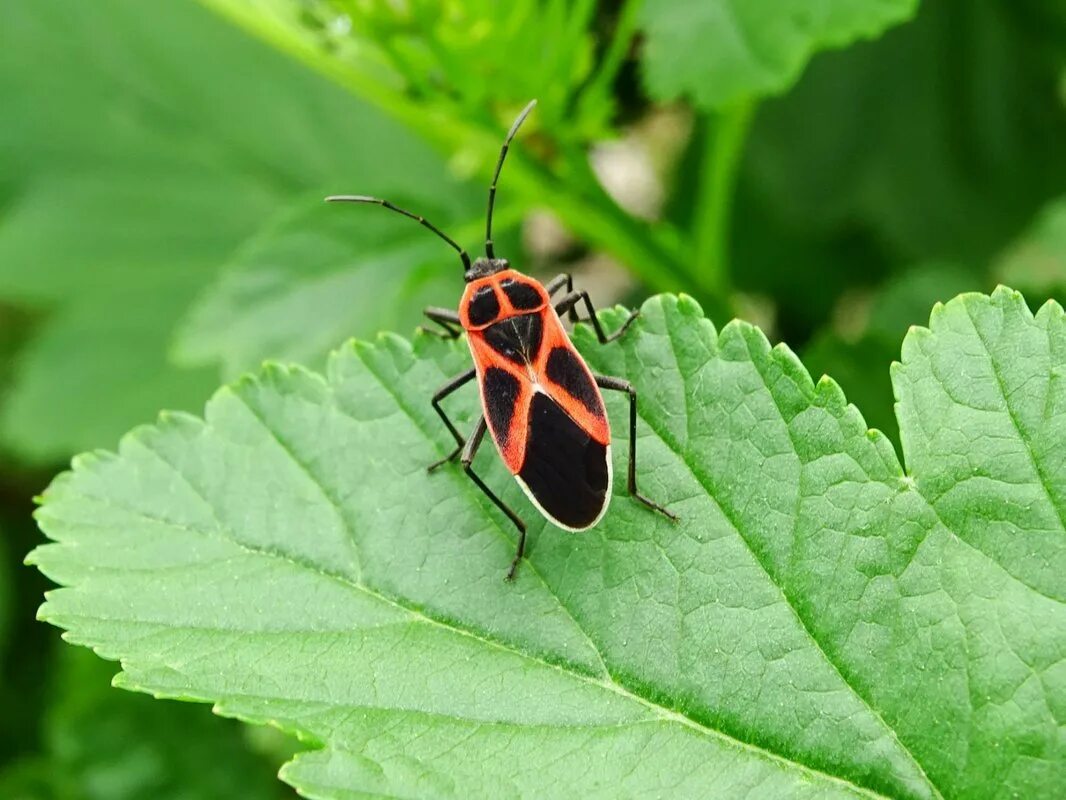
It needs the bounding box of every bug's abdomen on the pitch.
[515,392,612,530]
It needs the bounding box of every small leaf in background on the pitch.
[1,281,221,466]
[639,0,918,109]
[174,187,484,379]
[31,290,1066,798]
[865,263,978,342]
[0,648,288,800]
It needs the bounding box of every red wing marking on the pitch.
[469,333,532,473]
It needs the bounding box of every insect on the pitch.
[327,100,675,579]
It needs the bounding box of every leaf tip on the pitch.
[23,546,43,568]
[990,283,1023,303]
[675,293,704,318]
[1035,295,1066,323]
[814,373,847,409]
[34,599,54,623]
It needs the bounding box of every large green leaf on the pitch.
[0,0,456,462]
[32,288,1065,798]
[639,0,918,109]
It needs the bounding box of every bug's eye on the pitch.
[500,278,542,310]
[467,285,500,326]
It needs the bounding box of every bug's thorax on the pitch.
[462,270,554,387]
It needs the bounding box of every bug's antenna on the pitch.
[485,99,537,259]
[325,195,471,273]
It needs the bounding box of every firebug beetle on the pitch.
[327,99,676,580]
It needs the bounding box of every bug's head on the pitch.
[464,256,509,282]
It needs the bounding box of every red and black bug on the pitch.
[328,100,675,579]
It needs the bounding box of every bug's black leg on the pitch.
[554,290,639,343]
[594,374,678,522]
[458,418,527,580]
[544,273,579,322]
[543,273,572,296]
[428,368,477,471]
[420,306,463,339]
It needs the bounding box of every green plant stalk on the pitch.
[690,102,755,298]
[196,0,696,296]
[576,0,640,118]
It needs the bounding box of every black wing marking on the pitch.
[545,345,604,417]
[518,392,610,530]
[468,285,500,326]
[500,278,543,310]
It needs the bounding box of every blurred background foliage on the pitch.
[0,0,1063,795]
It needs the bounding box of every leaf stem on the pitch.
[690,102,755,298]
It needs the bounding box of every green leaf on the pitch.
[174,189,484,379]
[0,648,287,800]
[0,169,267,461]
[31,289,1065,798]
[640,0,918,109]
[865,264,978,342]
[1,280,221,465]
[0,0,455,462]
